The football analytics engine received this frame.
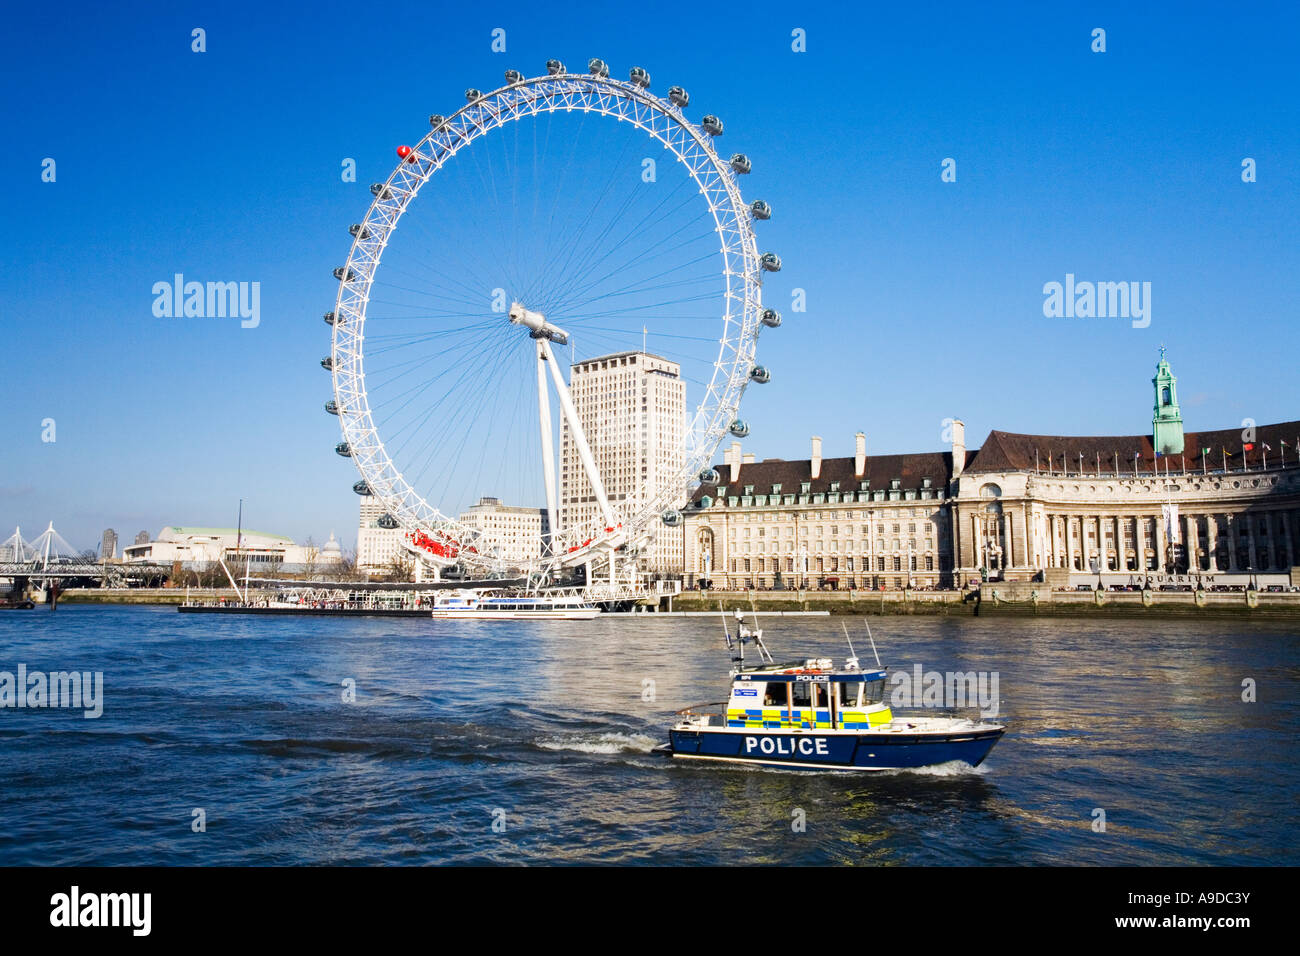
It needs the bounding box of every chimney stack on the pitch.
[810,435,822,480]
[742,452,755,464]
[950,419,966,479]
[726,441,743,482]
[854,432,866,478]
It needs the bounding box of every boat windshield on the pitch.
[839,679,886,708]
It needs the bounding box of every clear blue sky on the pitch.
[4,1,1297,552]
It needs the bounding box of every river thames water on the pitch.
[0,605,1296,865]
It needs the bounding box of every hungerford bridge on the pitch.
[1,524,169,588]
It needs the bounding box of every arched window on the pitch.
[1161,386,1171,405]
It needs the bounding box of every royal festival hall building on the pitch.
[683,355,1300,591]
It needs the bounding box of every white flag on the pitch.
[1162,503,1180,544]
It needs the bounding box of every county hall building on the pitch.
[682,354,1300,590]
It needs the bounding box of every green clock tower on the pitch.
[1152,347,1184,455]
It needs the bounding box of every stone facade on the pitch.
[685,358,1299,590]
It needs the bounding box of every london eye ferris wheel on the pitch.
[324,58,784,580]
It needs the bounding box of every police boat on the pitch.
[654,613,1004,772]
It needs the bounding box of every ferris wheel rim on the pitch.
[330,68,769,573]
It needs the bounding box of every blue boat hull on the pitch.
[666,726,1003,771]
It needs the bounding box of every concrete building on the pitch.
[357,496,404,572]
[685,355,1300,590]
[684,435,954,590]
[101,528,118,561]
[123,527,342,572]
[561,350,685,574]
[457,496,548,569]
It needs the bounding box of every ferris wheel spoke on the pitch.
[366,327,504,397]
[407,335,526,494]
[380,326,518,464]
[536,127,642,301]
[549,177,698,303]
[548,220,715,314]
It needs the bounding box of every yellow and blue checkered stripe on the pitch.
[725,707,893,729]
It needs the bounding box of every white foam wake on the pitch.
[536,732,659,755]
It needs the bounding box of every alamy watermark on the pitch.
[890,664,999,718]
[1043,273,1150,328]
[152,274,260,328]
[0,664,103,718]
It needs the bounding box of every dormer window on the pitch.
[743,484,754,495]
[829,481,840,492]
[801,482,811,494]
[772,483,782,494]
[890,478,901,490]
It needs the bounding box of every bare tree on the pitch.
[382,550,414,582]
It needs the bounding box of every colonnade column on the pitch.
[1207,515,1219,572]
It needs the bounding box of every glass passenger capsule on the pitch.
[750,199,771,220]
[629,66,650,88]
[661,509,683,527]
[729,420,750,438]
[325,400,339,415]
[730,153,751,174]
[760,253,782,272]
[761,308,782,328]
[323,312,336,325]
[749,366,771,384]
[588,58,608,77]
[353,480,372,496]
[546,59,566,75]
[504,69,523,84]
[348,224,370,239]
[701,115,723,136]
[698,467,720,484]
[370,183,392,199]
[320,356,333,370]
[335,441,352,457]
[668,86,689,108]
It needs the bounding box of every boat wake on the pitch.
[536,731,659,755]
[877,760,991,778]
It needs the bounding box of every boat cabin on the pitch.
[726,661,892,731]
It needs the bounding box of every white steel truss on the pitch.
[329,67,771,575]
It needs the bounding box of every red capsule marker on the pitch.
[396,145,415,163]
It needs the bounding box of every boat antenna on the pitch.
[841,623,860,669]
[745,594,773,664]
[719,601,735,653]
[863,619,883,668]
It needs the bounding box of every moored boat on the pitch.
[428,588,600,620]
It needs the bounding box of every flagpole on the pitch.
[1202,448,1206,475]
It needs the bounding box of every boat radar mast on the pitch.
[721,606,773,667]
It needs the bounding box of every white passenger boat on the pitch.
[428,589,600,620]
